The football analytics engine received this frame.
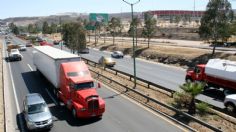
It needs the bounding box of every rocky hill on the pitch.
[1,12,142,26]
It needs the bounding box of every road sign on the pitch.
[86,13,109,30]
[89,13,109,24]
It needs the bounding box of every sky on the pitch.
[1,0,236,19]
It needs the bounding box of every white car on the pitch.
[111,51,124,58]
[19,44,27,51]
[224,94,236,112]
[9,49,22,61]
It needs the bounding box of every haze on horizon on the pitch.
[1,0,236,19]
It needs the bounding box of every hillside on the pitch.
[1,12,142,26]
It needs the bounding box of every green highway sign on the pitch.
[89,13,109,24]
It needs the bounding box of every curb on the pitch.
[0,39,6,132]
[2,39,15,132]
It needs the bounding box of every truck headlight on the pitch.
[80,108,86,111]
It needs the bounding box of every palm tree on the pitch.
[180,82,204,114]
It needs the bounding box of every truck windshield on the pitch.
[67,71,89,77]
[74,82,94,90]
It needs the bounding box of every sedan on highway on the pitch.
[111,51,124,58]
[19,44,27,51]
[99,56,116,67]
[23,93,53,131]
[26,42,33,47]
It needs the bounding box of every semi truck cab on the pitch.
[186,64,206,82]
[58,61,105,118]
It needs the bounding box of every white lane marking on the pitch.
[27,64,33,71]
[45,88,58,105]
[100,82,189,132]
[3,40,25,132]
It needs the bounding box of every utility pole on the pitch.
[122,0,140,88]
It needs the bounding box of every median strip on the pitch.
[84,58,236,132]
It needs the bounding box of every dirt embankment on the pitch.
[90,40,236,69]
[0,39,5,131]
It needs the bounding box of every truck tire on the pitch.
[185,77,192,83]
[53,89,61,102]
[72,108,77,118]
[225,103,235,113]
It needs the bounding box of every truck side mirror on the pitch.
[97,82,101,88]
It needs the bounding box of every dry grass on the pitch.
[90,39,209,58]
[88,39,236,69]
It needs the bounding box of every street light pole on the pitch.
[123,0,140,88]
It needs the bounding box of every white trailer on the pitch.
[205,59,236,82]
[33,46,81,88]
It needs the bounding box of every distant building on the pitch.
[143,10,205,21]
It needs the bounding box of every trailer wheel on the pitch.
[72,108,77,118]
[225,103,235,113]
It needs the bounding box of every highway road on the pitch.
[14,36,226,109]
[3,37,186,132]
[81,48,225,108]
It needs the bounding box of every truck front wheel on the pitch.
[72,108,77,118]
[185,77,192,83]
[225,103,235,113]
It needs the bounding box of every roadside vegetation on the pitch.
[61,22,86,54]
[199,0,234,55]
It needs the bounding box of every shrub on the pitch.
[196,102,210,115]
[173,91,191,108]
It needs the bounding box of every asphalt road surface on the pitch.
[14,36,226,109]
[3,37,186,132]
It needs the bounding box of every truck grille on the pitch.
[88,99,99,111]
[35,120,48,125]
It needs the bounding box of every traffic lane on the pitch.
[16,38,225,108]
[11,44,184,132]
[81,49,185,89]
[2,39,22,132]
[82,49,185,84]
[97,87,184,132]
[38,86,184,132]
[81,48,225,108]
[8,51,57,131]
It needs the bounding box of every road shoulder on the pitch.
[0,39,5,132]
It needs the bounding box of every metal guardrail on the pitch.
[88,66,222,132]
[82,58,175,96]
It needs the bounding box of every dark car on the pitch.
[36,37,44,42]
[111,51,124,58]
[79,48,89,54]
[53,40,60,45]
[26,42,33,47]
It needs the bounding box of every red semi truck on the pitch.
[33,46,105,118]
[185,59,236,91]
